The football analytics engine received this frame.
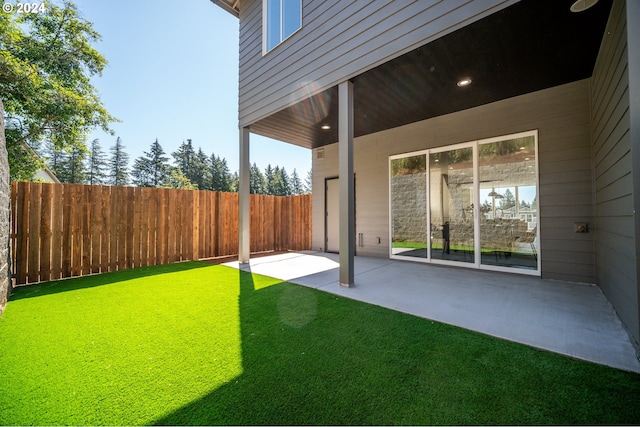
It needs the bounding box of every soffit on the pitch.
[211,0,239,17]
[249,0,613,149]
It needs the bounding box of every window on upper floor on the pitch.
[264,0,302,54]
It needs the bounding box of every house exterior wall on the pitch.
[313,79,595,283]
[33,169,60,183]
[238,0,516,128]
[591,0,639,346]
[630,0,640,353]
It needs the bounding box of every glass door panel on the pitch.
[479,136,538,270]
[429,147,474,263]
[390,154,427,258]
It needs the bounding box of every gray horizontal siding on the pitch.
[312,79,596,282]
[591,0,638,343]
[238,0,516,127]
[311,145,338,252]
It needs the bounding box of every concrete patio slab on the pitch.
[224,251,640,373]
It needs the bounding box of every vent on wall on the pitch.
[317,148,325,159]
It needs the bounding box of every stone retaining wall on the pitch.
[0,100,10,315]
[391,172,427,243]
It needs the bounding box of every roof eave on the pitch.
[210,0,239,18]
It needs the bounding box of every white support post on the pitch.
[338,81,355,287]
[239,127,250,264]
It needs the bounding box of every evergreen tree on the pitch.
[130,156,153,187]
[43,141,64,177]
[290,169,303,195]
[172,139,196,182]
[131,139,170,187]
[86,139,108,185]
[109,137,129,186]
[264,164,276,195]
[303,169,312,194]
[273,166,291,196]
[499,188,516,210]
[218,157,232,191]
[205,153,217,191]
[56,145,87,184]
[249,163,265,194]
[148,139,170,186]
[209,154,231,192]
[191,148,209,190]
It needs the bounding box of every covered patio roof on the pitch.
[248,0,613,149]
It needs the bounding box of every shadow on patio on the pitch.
[152,263,640,425]
[222,251,640,373]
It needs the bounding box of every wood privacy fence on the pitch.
[10,182,312,285]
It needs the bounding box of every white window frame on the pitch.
[388,130,540,276]
[263,0,302,55]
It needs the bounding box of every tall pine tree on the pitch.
[273,166,291,196]
[209,154,231,192]
[131,139,170,187]
[303,169,312,194]
[264,164,276,195]
[109,137,129,186]
[499,188,516,210]
[55,145,86,184]
[191,148,209,190]
[44,141,64,177]
[86,139,108,185]
[172,139,196,182]
[290,169,303,195]
[249,163,265,194]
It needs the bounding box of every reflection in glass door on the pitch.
[479,136,538,270]
[390,154,427,258]
[429,146,474,263]
[389,131,539,274]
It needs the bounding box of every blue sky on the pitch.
[74,0,311,177]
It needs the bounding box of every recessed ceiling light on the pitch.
[570,0,598,12]
[457,78,472,87]
[321,124,330,130]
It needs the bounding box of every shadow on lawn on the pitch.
[4,260,638,424]
[153,267,371,426]
[9,262,210,301]
[150,267,640,426]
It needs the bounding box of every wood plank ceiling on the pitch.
[249,0,613,149]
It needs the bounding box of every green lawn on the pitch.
[1,262,639,425]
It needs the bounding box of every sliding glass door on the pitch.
[389,131,539,274]
[478,135,538,269]
[390,154,427,258]
[429,146,474,263]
